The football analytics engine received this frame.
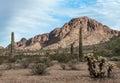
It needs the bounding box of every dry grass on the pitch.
[0,62,119,83]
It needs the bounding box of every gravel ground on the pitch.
[0,62,119,83]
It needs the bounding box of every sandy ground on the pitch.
[0,62,120,83]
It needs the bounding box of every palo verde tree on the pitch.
[79,27,83,61]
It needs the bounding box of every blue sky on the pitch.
[0,0,120,47]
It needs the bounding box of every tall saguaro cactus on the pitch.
[10,32,15,57]
[70,43,74,55]
[79,27,83,61]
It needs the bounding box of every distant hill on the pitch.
[13,16,120,50]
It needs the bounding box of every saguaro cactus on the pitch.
[10,32,15,57]
[70,43,74,55]
[79,27,83,61]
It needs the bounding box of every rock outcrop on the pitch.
[14,16,120,50]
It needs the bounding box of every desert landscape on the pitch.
[0,16,120,83]
[0,61,119,83]
[0,0,120,83]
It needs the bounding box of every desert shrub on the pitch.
[6,63,15,70]
[14,55,24,60]
[7,57,16,63]
[60,63,66,70]
[30,57,42,63]
[92,50,113,58]
[32,57,53,67]
[49,53,77,63]
[68,60,78,70]
[68,62,77,70]
[0,70,4,77]
[20,56,53,69]
[0,56,8,63]
[0,58,4,65]
[109,56,120,61]
[84,55,115,78]
[60,59,78,70]
[107,37,120,56]
[21,58,31,68]
[31,63,47,75]
[44,58,53,67]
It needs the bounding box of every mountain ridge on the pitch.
[14,16,120,50]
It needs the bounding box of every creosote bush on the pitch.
[49,53,77,63]
[84,55,115,78]
[21,58,31,68]
[60,59,78,70]
[31,63,47,75]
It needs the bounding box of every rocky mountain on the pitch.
[14,16,120,50]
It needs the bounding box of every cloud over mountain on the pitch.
[0,0,120,47]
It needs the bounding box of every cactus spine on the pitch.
[10,32,15,57]
[79,27,83,61]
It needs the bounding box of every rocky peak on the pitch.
[21,38,27,41]
[14,16,120,50]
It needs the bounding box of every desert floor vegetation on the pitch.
[0,55,119,83]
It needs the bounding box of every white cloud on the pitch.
[95,0,120,30]
[1,0,120,47]
[53,0,120,30]
[3,0,64,46]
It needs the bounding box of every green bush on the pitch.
[7,57,16,63]
[49,53,76,63]
[30,57,53,67]
[107,37,120,56]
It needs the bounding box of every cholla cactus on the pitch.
[98,56,106,72]
[84,55,98,77]
[84,55,115,78]
[107,62,115,77]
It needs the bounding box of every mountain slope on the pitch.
[14,16,120,50]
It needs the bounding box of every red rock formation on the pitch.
[14,16,120,50]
